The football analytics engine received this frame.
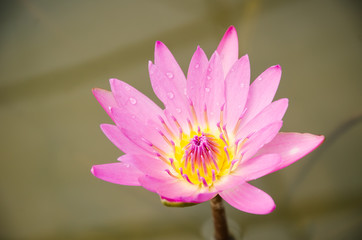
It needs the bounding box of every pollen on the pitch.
[157,123,244,188]
[172,127,238,187]
[154,102,248,188]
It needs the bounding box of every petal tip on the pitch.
[109,78,119,85]
[155,41,166,50]
[90,166,96,176]
[226,25,237,35]
[316,134,325,146]
[280,98,289,106]
[148,60,154,70]
[91,88,102,96]
[274,65,282,70]
[194,45,206,56]
[210,50,221,60]
[252,198,276,215]
[99,123,107,130]
[265,203,276,214]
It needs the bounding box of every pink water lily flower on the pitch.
[91,26,324,214]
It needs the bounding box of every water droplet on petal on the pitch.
[184,88,187,95]
[205,88,210,92]
[125,85,131,91]
[240,83,245,88]
[167,92,174,99]
[176,108,182,113]
[207,76,211,80]
[166,72,174,79]
[208,67,212,72]
[257,76,262,81]
[194,63,200,69]
[129,97,137,104]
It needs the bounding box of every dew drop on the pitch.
[194,63,200,69]
[176,108,182,113]
[240,83,245,88]
[207,76,211,80]
[125,85,131,91]
[208,67,212,72]
[205,87,210,92]
[183,88,187,95]
[167,92,174,99]
[166,72,174,79]
[129,97,137,104]
[257,76,263,81]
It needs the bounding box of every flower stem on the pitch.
[210,195,233,240]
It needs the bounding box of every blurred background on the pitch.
[0,0,361,239]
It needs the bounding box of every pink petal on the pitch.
[130,154,172,178]
[242,65,282,128]
[91,155,143,186]
[182,192,217,203]
[149,62,189,127]
[109,78,163,124]
[186,46,209,119]
[154,41,187,92]
[214,174,245,192]
[216,26,239,76]
[100,124,147,154]
[92,88,118,120]
[108,79,171,151]
[203,51,225,123]
[236,154,281,181]
[220,182,275,214]
[119,127,156,155]
[225,55,250,130]
[139,175,216,203]
[215,154,281,191]
[236,98,288,140]
[241,121,283,161]
[139,175,195,198]
[161,191,217,204]
[110,107,171,153]
[256,132,325,171]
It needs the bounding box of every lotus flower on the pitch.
[91,26,324,214]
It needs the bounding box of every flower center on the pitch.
[154,103,248,188]
[163,129,234,188]
[181,133,224,186]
